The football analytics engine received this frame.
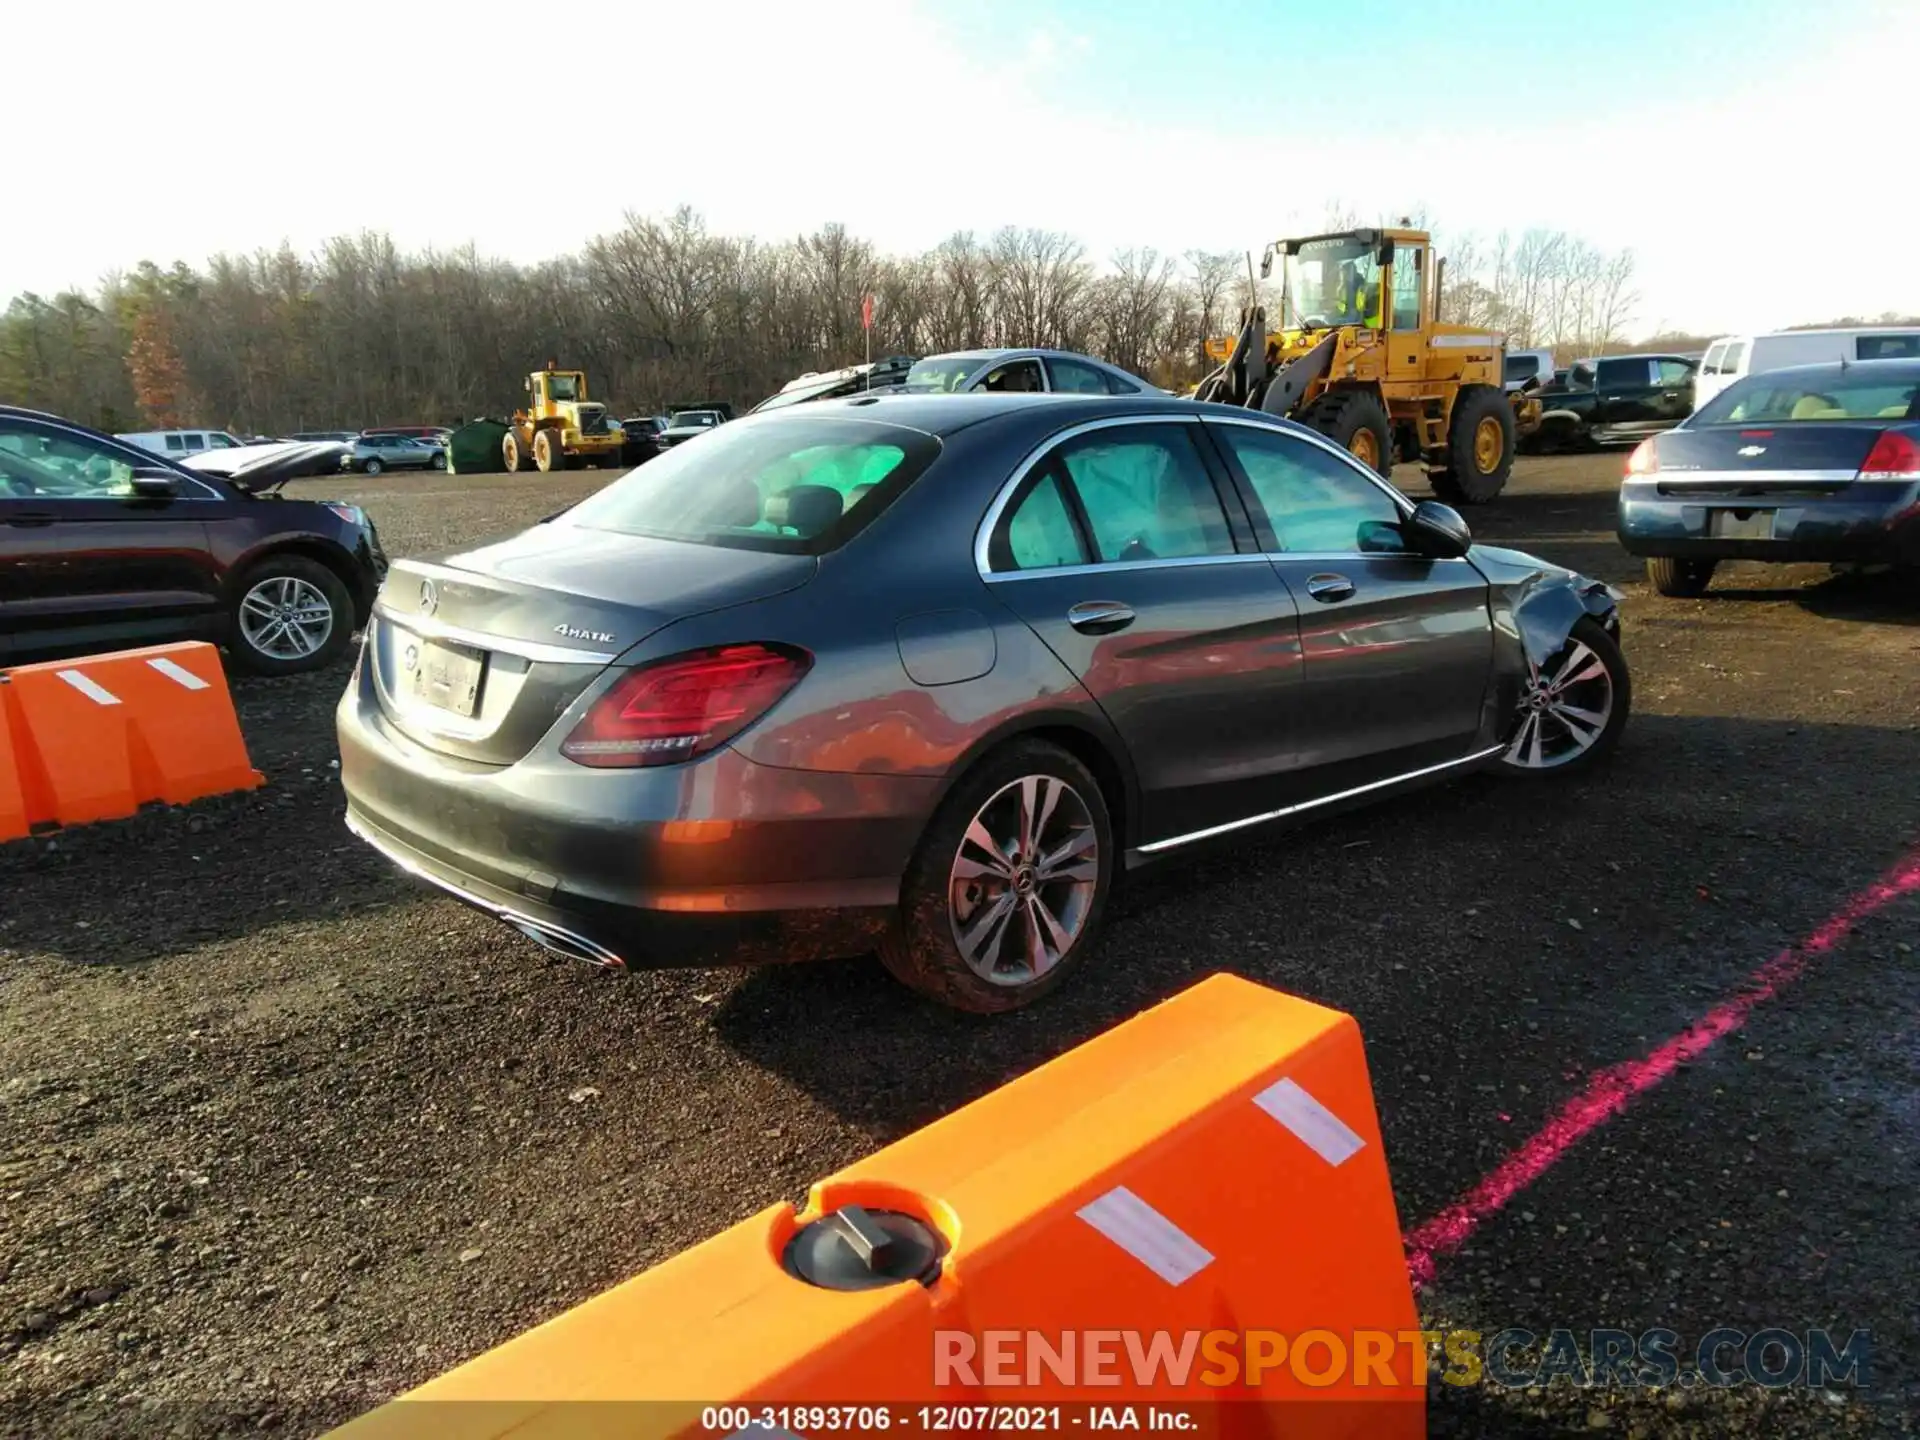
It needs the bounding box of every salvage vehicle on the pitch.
[657,408,728,448]
[338,391,1629,1013]
[901,349,1160,397]
[501,365,626,473]
[1618,357,1920,596]
[344,433,446,474]
[1694,327,1920,411]
[0,408,386,674]
[751,356,920,412]
[1194,226,1534,505]
[1532,354,1697,450]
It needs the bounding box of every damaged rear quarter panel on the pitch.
[1469,544,1624,717]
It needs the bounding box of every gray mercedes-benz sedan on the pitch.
[338,392,1630,1012]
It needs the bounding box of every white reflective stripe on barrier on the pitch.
[1253,1076,1366,1167]
[56,671,121,706]
[1077,1185,1215,1285]
[147,657,211,691]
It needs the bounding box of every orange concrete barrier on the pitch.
[0,682,30,842]
[330,974,1422,1440]
[0,642,262,833]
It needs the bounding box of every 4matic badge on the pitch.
[554,623,615,644]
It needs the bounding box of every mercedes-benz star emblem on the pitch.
[419,579,438,614]
[403,644,419,672]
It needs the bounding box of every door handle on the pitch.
[1304,573,1355,603]
[1066,600,1136,635]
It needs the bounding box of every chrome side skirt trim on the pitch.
[1136,743,1506,855]
[344,810,627,970]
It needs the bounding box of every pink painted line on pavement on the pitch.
[1404,846,1920,1290]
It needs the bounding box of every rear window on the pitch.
[1693,369,1920,425]
[562,415,941,554]
[1503,355,1541,383]
[1857,334,1920,361]
[1595,358,1650,388]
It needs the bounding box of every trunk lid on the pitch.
[1653,423,1886,494]
[368,523,816,765]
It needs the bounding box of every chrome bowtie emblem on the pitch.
[419,578,438,614]
[1737,445,1766,457]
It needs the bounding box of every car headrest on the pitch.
[710,479,764,529]
[764,484,843,535]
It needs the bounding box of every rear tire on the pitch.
[362,457,384,476]
[1298,390,1393,477]
[880,740,1115,1014]
[430,453,446,471]
[1646,556,1716,598]
[1430,386,1514,505]
[534,429,568,474]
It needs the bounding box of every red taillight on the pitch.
[1858,430,1920,479]
[560,643,811,768]
[1626,438,1658,476]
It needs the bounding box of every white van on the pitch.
[1693,327,1920,410]
[115,429,248,457]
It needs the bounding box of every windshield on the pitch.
[1284,237,1382,329]
[547,374,580,401]
[670,411,718,427]
[1693,367,1920,425]
[904,354,993,393]
[562,416,941,554]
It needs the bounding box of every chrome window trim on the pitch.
[972,413,1208,578]
[1137,743,1506,855]
[1200,412,1418,521]
[371,607,618,666]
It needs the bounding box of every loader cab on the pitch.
[1379,233,1430,385]
[528,370,589,414]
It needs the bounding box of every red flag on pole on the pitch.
[861,294,874,331]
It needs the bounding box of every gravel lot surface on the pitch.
[3,456,1917,1438]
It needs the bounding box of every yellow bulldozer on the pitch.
[501,363,627,474]
[1193,225,1541,504]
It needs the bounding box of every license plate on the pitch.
[1710,510,1775,540]
[407,638,486,717]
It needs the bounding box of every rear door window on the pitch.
[999,472,1088,571]
[1857,334,1920,360]
[1595,358,1652,389]
[1656,359,1695,388]
[975,358,1045,393]
[1049,425,1234,564]
[1723,341,1750,373]
[1701,343,1728,375]
[1046,357,1119,394]
[183,433,206,451]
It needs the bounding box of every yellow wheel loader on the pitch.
[501,364,627,475]
[1194,227,1539,504]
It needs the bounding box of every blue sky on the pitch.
[8,0,1917,336]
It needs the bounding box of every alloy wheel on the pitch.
[948,774,1099,985]
[239,575,335,660]
[1505,637,1615,769]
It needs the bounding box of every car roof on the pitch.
[1728,356,1920,383]
[742,389,1291,439]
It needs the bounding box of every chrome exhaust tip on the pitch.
[500,915,628,972]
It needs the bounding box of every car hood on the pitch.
[182,440,351,492]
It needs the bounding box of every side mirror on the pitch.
[1258,243,1275,280]
[1377,240,1395,266]
[130,470,178,497]
[1404,500,1471,558]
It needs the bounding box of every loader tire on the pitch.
[1431,385,1514,505]
[1297,390,1392,477]
[502,431,528,473]
[534,428,568,474]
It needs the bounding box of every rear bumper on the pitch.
[334,654,942,969]
[1617,481,1920,564]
